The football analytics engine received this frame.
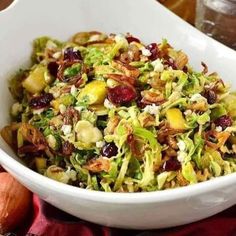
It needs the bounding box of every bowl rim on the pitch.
[0,0,236,204]
[0,148,236,204]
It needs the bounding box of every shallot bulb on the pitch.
[0,172,32,234]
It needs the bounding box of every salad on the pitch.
[1,31,236,192]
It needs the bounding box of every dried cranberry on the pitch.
[18,145,45,154]
[29,93,54,109]
[163,159,181,171]
[47,61,59,77]
[135,94,146,109]
[127,134,134,143]
[146,43,159,61]
[108,85,136,105]
[61,141,74,156]
[183,66,188,73]
[203,90,217,104]
[126,36,140,44]
[64,47,82,61]
[164,59,177,69]
[101,142,118,158]
[214,115,233,130]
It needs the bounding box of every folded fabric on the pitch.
[15,195,236,236]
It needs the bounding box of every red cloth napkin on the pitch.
[15,195,236,236]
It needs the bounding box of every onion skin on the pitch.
[0,172,32,234]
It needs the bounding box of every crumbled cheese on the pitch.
[184,109,192,116]
[59,104,67,114]
[70,85,77,96]
[177,140,186,151]
[52,51,62,59]
[215,126,223,132]
[114,34,128,47]
[190,93,207,103]
[96,141,105,148]
[51,90,60,98]
[32,108,44,115]
[11,102,22,116]
[74,106,84,112]
[143,104,160,115]
[104,98,115,109]
[151,59,164,72]
[62,125,72,135]
[177,151,187,163]
[141,47,151,57]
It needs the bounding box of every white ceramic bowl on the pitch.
[0,0,236,229]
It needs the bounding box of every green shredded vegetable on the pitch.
[2,31,236,192]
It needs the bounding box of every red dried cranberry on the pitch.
[61,141,74,156]
[127,134,134,143]
[203,90,217,104]
[29,93,54,109]
[183,66,188,73]
[214,115,233,130]
[146,43,159,61]
[164,59,177,69]
[47,62,59,77]
[64,47,82,61]
[101,142,118,158]
[18,144,45,154]
[135,94,146,109]
[126,36,140,44]
[108,85,136,105]
[163,159,181,171]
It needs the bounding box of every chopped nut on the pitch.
[188,101,208,112]
[176,171,189,186]
[84,157,110,173]
[165,147,177,157]
[111,60,140,79]
[167,136,178,150]
[138,113,156,127]
[141,90,165,104]
[104,116,120,135]
[175,51,188,70]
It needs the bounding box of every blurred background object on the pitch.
[0,0,13,11]
[195,0,236,50]
[158,0,196,24]
[158,0,236,50]
[1,0,235,50]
